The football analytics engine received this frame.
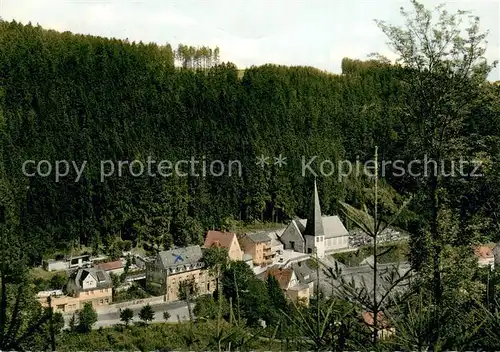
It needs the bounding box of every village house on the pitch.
[38,268,113,313]
[280,180,349,259]
[261,267,311,306]
[362,311,395,339]
[475,245,495,269]
[97,260,124,275]
[238,232,274,266]
[204,230,243,261]
[145,245,215,302]
[66,268,113,307]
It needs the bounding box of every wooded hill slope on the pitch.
[0,20,499,263]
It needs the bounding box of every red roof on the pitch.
[204,230,237,250]
[264,268,294,290]
[97,260,123,271]
[474,245,494,259]
[362,311,390,329]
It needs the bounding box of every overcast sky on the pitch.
[1,0,499,80]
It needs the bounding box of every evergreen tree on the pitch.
[77,303,98,333]
[119,308,133,326]
[139,304,155,324]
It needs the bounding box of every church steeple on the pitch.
[304,178,324,237]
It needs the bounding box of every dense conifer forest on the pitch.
[3,0,500,350]
[0,19,499,264]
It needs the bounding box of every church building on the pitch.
[279,180,350,258]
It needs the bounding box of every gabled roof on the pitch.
[294,217,306,233]
[97,260,123,271]
[295,216,347,239]
[204,230,238,249]
[242,232,272,244]
[70,268,112,291]
[157,245,203,269]
[322,216,349,238]
[304,179,325,237]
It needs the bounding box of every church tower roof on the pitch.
[304,178,325,237]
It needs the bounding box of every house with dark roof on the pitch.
[204,230,243,261]
[280,180,349,258]
[145,245,215,301]
[238,232,274,266]
[47,267,114,312]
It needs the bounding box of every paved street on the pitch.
[64,300,192,329]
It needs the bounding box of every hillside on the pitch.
[0,20,499,263]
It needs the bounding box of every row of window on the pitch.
[83,288,109,295]
[168,262,203,274]
[168,282,212,294]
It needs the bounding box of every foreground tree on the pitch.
[375,0,497,347]
[334,147,413,345]
[77,303,98,333]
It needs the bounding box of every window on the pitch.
[307,248,312,254]
[99,299,103,304]
[104,299,109,303]
[207,283,210,291]
[290,241,295,250]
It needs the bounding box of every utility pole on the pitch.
[0,204,5,350]
[48,295,56,351]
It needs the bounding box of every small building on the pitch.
[261,267,311,306]
[145,245,215,302]
[37,290,80,314]
[68,254,92,269]
[475,245,495,269]
[362,311,395,339]
[38,268,113,313]
[204,230,243,261]
[97,260,124,275]
[239,232,274,266]
[44,260,69,272]
[66,268,113,307]
[134,255,152,269]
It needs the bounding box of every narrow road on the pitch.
[64,300,192,329]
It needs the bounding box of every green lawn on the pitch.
[31,267,66,280]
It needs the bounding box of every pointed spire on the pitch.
[304,178,324,237]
